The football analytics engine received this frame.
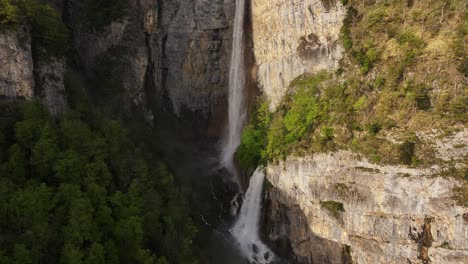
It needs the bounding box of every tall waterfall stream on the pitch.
[222,0,274,263]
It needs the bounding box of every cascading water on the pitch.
[220,1,274,262]
[231,167,274,264]
[221,0,246,172]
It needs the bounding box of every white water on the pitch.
[221,0,246,172]
[231,167,273,264]
[221,1,274,263]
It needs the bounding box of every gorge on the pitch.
[0,0,467,264]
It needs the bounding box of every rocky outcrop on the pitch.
[65,0,153,116]
[0,28,34,99]
[156,0,235,117]
[264,151,468,264]
[66,0,235,124]
[263,189,353,264]
[251,0,345,109]
[34,56,67,116]
[0,26,66,115]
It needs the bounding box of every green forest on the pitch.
[0,1,201,262]
[0,101,198,264]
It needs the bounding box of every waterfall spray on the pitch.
[221,0,246,172]
[231,167,274,264]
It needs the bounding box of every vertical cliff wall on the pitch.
[0,26,66,115]
[156,0,234,117]
[250,0,468,263]
[264,148,468,264]
[0,28,34,100]
[251,0,345,109]
[0,0,237,126]
[65,0,235,126]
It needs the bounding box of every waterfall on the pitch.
[222,1,274,263]
[221,0,246,172]
[231,167,273,264]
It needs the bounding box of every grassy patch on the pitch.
[320,200,345,218]
[398,141,416,165]
[440,241,451,249]
[453,182,468,207]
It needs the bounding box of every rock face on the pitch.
[67,0,235,123]
[35,56,67,116]
[250,0,345,109]
[263,189,353,264]
[264,151,468,264]
[0,27,66,115]
[155,0,235,117]
[0,28,34,99]
[66,0,153,117]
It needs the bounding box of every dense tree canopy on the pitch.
[0,101,198,264]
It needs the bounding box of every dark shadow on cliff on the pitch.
[154,109,249,263]
[261,186,354,264]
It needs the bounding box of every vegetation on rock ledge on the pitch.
[0,0,69,56]
[320,201,345,218]
[237,0,467,172]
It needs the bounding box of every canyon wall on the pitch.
[66,0,235,123]
[251,0,345,109]
[157,0,234,117]
[251,0,468,263]
[1,0,235,123]
[264,149,468,263]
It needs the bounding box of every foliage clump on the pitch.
[236,99,271,169]
[320,200,345,218]
[0,101,199,263]
[84,0,128,31]
[398,141,416,165]
[0,0,69,56]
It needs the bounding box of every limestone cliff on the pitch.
[66,0,235,124]
[34,56,67,116]
[250,0,468,263]
[264,148,468,263]
[157,0,234,117]
[1,0,236,125]
[251,0,345,109]
[0,26,67,115]
[0,28,34,100]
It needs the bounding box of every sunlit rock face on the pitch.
[251,0,345,109]
[0,27,66,115]
[0,28,34,100]
[264,150,468,264]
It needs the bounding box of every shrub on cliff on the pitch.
[0,0,20,25]
[84,0,128,31]
[22,0,69,56]
[236,99,271,169]
[0,0,69,56]
[320,201,345,218]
